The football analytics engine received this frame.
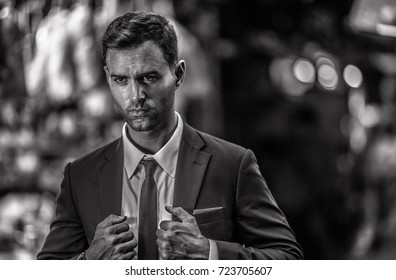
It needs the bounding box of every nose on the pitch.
[129,82,146,103]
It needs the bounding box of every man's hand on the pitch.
[85,214,137,260]
[156,206,210,260]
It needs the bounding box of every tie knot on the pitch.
[142,159,158,177]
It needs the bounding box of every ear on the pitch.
[174,60,186,88]
[103,66,110,84]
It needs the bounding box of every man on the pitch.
[37,11,303,260]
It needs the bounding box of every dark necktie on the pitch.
[138,159,158,260]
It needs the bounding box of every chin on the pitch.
[127,120,154,132]
[129,124,150,132]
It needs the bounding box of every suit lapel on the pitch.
[97,138,123,220]
[95,125,210,221]
[173,125,211,215]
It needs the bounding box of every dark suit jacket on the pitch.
[38,123,303,259]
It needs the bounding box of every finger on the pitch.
[156,233,189,260]
[159,220,173,230]
[157,238,186,255]
[113,250,136,260]
[100,214,127,227]
[113,230,134,244]
[156,228,183,249]
[175,232,204,249]
[120,251,136,260]
[156,228,171,241]
[112,222,130,234]
[161,247,186,260]
[115,237,138,254]
[156,227,193,254]
[156,237,172,251]
[110,249,136,260]
[157,227,187,243]
[159,220,196,235]
[157,229,178,248]
[159,247,174,260]
[165,206,196,224]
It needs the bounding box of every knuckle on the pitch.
[157,229,172,241]
[131,237,138,246]
[108,236,117,245]
[108,214,117,221]
[156,238,170,249]
[115,244,125,254]
[156,239,165,249]
[166,222,175,231]
[164,230,173,239]
[104,227,113,235]
[186,216,196,224]
[156,229,163,238]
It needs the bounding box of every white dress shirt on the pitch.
[121,111,217,259]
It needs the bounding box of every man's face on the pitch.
[104,41,184,134]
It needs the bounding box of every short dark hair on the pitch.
[101,11,178,67]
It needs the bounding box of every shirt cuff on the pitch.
[208,239,219,260]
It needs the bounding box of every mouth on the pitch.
[129,109,149,117]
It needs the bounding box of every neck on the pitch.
[126,113,177,154]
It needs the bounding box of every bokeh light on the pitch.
[293,58,316,84]
[358,105,381,128]
[317,61,339,90]
[270,57,314,97]
[344,64,363,88]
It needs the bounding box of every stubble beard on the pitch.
[126,112,158,132]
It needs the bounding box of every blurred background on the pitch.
[1,0,396,260]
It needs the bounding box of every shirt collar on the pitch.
[122,111,184,179]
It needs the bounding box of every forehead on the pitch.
[105,41,169,71]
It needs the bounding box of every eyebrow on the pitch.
[137,70,160,77]
[110,73,127,78]
[110,70,160,78]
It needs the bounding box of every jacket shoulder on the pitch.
[192,129,247,162]
[69,138,121,174]
[197,130,246,153]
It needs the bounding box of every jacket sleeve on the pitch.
[37,162,89,259]
[215,149,303,259]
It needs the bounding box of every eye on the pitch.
[142,75,158,83]
[114,77,127,84]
